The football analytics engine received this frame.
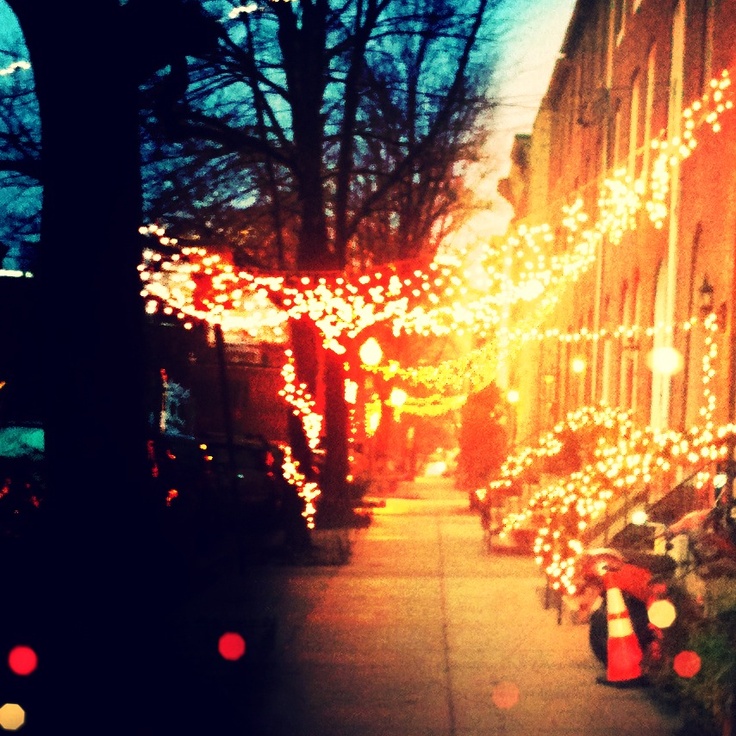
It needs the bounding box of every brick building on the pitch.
[503,0,736,497]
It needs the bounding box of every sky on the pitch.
[466,0,578,237]
[0,0,578,243]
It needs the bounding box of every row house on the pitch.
[505,0,736,505]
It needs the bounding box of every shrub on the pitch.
[654,579,736,735]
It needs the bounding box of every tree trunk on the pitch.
[321,349,352,519]
[7,3,176,732]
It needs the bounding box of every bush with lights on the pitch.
[647,578,736,736]
[492,404,736,594]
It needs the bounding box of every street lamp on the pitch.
[388,386,407,412]
[646,345,684,376]
[358,336,383,433]
[359,336,383,367]
[699,275,714,317]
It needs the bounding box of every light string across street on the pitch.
[139,67,734,396]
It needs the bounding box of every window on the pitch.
[650,263,671,429]
[642,44,656,180]
[668,0,685,141]
[702,0,715,93]
[628,71,641,178]
[620,280,638,411]
[614,0,628,46]
[612,99,623,169]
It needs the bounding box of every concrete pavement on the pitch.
[178,475,683,735]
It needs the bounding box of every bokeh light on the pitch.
[218,632,246,661]
[8,645,37,676]
[388,387,408,408]
[646,346,684,376]
[491,681,520,709]
[570,356,586,374]
[647,599,677,629]
[673,650,702,678]
[630,508,648,525]
[0,703,25,731]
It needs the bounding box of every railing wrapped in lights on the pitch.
[495,305,732,596]
[497,407,736,595]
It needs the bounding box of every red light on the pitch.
[218,632,246,661]
[673,650,701,678]
[8,645,38,676]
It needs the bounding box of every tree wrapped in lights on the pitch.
[456,381,508,491]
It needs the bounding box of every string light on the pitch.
[278,350,323,450]
[496,315,731,595]
[136,67,736,533]
[278,443,321,530]
[138,44,725,357]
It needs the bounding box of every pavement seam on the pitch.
[436,513,457,736]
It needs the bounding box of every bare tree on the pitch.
[0,41,40,267]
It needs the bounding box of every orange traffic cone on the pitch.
[597,580,648,687]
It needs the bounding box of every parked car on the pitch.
[204,435,289,507]
[204,435,310,551]
[0,425,213,520]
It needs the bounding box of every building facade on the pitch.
[506,0,736,493]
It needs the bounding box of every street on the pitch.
[179,475,683,735]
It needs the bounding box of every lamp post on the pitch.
[386,386,407,475]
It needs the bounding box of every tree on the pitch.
[141,0,500,515]
[2,1,220,731]
[456,381,509,491]
[143,0,497,267]
[0,20,40,269]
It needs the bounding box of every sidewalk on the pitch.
[175,475,683,735]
